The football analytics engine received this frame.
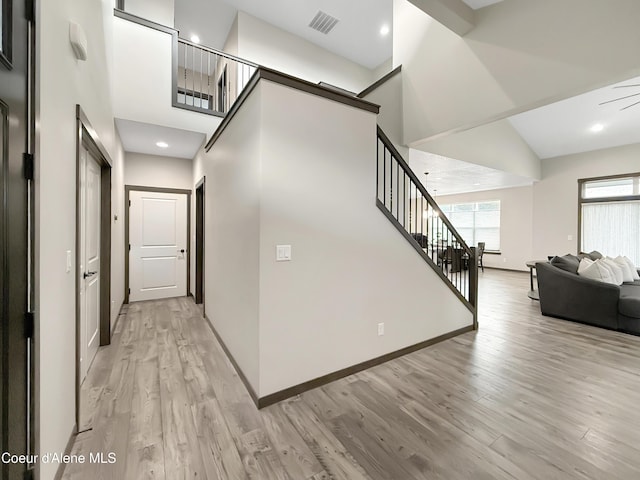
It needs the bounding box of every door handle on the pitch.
[179,249,185,253]
[83,271,97,279]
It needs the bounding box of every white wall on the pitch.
[393,0,640,145]
[437,186,534,272]
[198,78,473,398]
[36,1,124,479]
[124,152,194,190]
[235,11,375,93]
[126,0,174,26]
[201,88,263,393]
[360,69,408,159]
[532,143,640,260]
[112,17,222,135]
[416,119,542,180]
[257,81,473,396]
[372,58,393,83]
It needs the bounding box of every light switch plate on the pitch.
[276,245,292,261]
[66,250,72,273]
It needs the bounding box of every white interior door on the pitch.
[80,147,101,383]
[129,190,188,302]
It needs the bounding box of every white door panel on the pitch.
[80,147,101,383]
[129,190,188,302]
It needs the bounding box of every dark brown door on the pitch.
[195,179,205,304]
[1,0,33,479]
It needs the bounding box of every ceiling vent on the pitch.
[309,11,339,35]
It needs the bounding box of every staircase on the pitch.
[376,126,478,323]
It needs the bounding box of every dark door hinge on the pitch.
[129,244,131,251]
[24,467,34,480]
[25,312,34,338]
[23,153,34,180]
[25,0,35,22]
[128,288,131,294]
[129,200,131,206]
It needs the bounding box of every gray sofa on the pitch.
[536,254,640,335]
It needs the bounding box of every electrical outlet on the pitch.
[503,257,507,263]
[567,234,573,241]
[377,322,384,336]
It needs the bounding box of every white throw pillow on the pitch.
[613,256,635,283]
[601,258,623,285]
[622,256,640,280]
[578,258,616,285]
[577,257,593,274]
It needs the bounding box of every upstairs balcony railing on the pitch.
[376,126,478,318]
[173,38,258,117]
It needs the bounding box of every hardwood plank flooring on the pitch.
[63,270,640,479]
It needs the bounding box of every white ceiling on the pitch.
[174,0,238,54]
[461,0,504,9]
[175,0,393,70]
[508,75,640,159]
[409,148,534,196]
[115,119,206,159]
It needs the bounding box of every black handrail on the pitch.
[376,125,477,316]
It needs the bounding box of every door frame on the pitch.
[75,105,112,427]
[124,185,191,304]
[195,176,205,305]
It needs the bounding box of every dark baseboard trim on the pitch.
[257,324,474,408]
[357,65,402,98]
[53,424,77,480]
[203,315,260,406]
[110,301,126,334]
[485,266,528,273]
[203,313,473,409]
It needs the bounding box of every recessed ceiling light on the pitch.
[435,177,443,180]
[156,141,169,148]
[190,35,200,44]
[473,183,481,186]
[590,123,604,133]
[380,25,390,36]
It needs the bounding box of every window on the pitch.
[579,174,640,267]
[440,200,500,251]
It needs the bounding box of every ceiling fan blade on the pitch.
[620,100,640,111]
[599,92,640,105]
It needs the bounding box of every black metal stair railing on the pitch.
[376,126,478,318]
[173,37,258,117]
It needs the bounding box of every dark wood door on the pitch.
[1,0,33,478]
[195,181,204,304]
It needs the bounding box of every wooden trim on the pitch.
[124,185,192,304]
[0,0,12,69]
[203,314,259,405]
[53,425,77,480]
[205,67,380,152]
[377,127,472,256]
[578,171,640,185]
[75,105,113,430]
[76,106,113,167]
[113,8,177,34]
[258,325,475,408]
[204,312,473,409]
[195,177,205,305]
[99,168,112,346]
[577,171,640,253]
[357,65,402,98]
[376,199,475,314]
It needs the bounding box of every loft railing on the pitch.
[173,38,258,117]
[376,126,478,317]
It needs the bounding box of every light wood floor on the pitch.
[63,269,640,479]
